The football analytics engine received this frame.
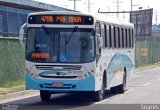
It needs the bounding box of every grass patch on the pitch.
[0,92,6,95]
[0,80,25,88]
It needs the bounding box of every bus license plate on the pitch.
[52,82,64,87]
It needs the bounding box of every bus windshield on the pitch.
[26,28,95,63]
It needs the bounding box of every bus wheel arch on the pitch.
[118,67,127,93]
[93,71,106,101]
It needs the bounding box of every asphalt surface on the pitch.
[1,67,160,110]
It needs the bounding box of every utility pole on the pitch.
[131,0,132,11]
[131,0,139,12]
[74,0,76,11]
[88,0,90,12]
[113,0,122,18]
[69,0,81,11]
[84,0,93,12]
[155,11,158,25]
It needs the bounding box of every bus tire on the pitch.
[40,90,51,102]
[93,78,105,102]
[118,71,127,93]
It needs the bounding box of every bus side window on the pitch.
[111,26,114,48]
[117,27,120,48]
[101,23,105,48]
[109,25,112,48]
[104,24,107,48]
[131,29,134,48]
[113,26,116,48]
[129,29,131,48]
[106,25,109,48]
[127,29,130,48]
[115,26,119,48]
[125,28,127,48]
[123,28,126,48]
[95,22,101,35]
[121,28,124,48]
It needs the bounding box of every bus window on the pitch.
[125,29,128,48]
[121,28,124,48]
[106,25,109,48]
[117,27,120,48]
[104,24,107,48]
[132,29,134,48]
[109,25,112,48]
[113,26,116,48]
[95,22,101,35]
[129,29,131,48]
[123,28,126,48]
[101,23,106,48]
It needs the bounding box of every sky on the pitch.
[34,0,160,24]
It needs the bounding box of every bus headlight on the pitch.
[32,74,39,78]
[28,72,39,78]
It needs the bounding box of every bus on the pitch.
[19,11,135,102]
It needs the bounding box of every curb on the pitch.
[0,90,39,103]
[0,90,34,100]
[134,64,160,72]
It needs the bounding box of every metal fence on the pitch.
[0,6,28,37]
[0,6,28,85]
[135,41,160,67]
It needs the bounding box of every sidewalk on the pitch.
[134,63,160,72]
[0,85,25,95]
[0,64,160,102]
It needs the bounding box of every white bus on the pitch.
[19,11,135,102]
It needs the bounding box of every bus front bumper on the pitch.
[25,73,95,92]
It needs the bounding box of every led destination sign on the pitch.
[28,15,94,25]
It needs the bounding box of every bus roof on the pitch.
[28,11,134,27]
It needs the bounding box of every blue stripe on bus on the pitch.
[25,73,95,92]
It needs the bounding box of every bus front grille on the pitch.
[35,65,82,70]
[39,75,78,79]
[39,83,76,89]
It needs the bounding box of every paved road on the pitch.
[1,67,160,110]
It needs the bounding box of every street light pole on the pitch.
[131,0,132,11]
[74,0,76,11]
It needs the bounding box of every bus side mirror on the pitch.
[96,34,102,55]
[19,23,27,48]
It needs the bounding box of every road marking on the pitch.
[125,89,134,93]
[142,83,151,86]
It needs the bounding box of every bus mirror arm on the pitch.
[19,23,27,48]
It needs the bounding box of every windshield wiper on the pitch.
[42,26,49,34]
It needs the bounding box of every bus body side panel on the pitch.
[97,48,134,90]
[107,53,133,87]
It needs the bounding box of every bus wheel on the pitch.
[40,90,51,102]
[118,71,127,93]
[93,79,105,102]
